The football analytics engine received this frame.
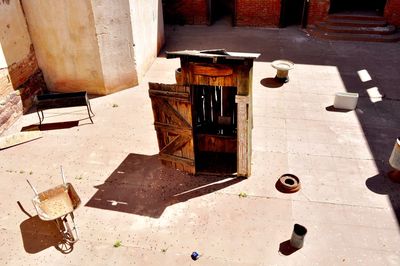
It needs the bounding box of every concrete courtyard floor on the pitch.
[1,23,400,265]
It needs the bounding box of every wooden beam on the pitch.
[190,63,233,77]
[236,95,250,177]
[149,90,190,102]
[155,99,192,128]
[159,135,190,155]
[154,122,192,135]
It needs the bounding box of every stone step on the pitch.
[329,14,386,22]
[308,27,400,43]
[316,22,396,35]
[326,18,387,28]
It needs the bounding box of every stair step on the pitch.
[317,23,396,35]
[327,18,387,27]
[329,14,386,22]
[308,28,400,43]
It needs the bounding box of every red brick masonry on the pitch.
[0,71,46,134]
[236,0,281,27]
[163,0,208,25]
[164,0,400,27]
[307,0,330,25]
[385,0,400,26]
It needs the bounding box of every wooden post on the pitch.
[235,95,250,177]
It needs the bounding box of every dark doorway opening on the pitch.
[329,0,387,15]
[280,0,307,27]
[208,0,236,26]
[192,85,238,175]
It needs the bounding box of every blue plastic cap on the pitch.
[191,251,199,260]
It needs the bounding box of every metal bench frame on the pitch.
[35,91,94,125]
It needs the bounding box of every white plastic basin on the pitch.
[333,92,359,110]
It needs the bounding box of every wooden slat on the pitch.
[159,135,190,155]
[236,95,250,177]
[0,131,42,150]
[197,134,237,153]
[149,82,189,93]
[149,90,190,102]
[154,122,192,135]
[190,63,233,77]
[190,74,235,87]
[155,99,192,128]
[159,153,195,166]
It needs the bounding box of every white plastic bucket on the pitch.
[290,224,307,249]
[333,92,359,110]
[389,138,400,170]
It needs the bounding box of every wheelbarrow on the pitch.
[27,167,81,244]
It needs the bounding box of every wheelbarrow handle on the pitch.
[26,179,38,196]
[60,165,66,185]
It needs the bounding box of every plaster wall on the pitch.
[0,45,6,68]
[129,0,165,82]
[21,0,106,95]
[0,0,37,94]
[91,0,138,94]
[0,1,44,134]
[0,44,10,96]
[0,0,32,66]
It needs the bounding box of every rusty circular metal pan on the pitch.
[276,174,301,193]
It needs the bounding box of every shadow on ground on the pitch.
[85,153,243,218]
[366,173,400,221]
[21,121,80,131]
[163,25,400,224]
[325,105,352,113]
[260,78,284,88]
[20,216,67,254]
[18,202,73,254]
[278,240,299,256]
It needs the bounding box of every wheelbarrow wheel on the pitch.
[55,236,74,254]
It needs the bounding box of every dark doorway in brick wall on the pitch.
[280,0,307,27]
[208,0,236,25]
[329,0,387,15]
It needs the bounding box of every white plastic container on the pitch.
[389,138,400,170]
[333,92,359,110]
[290,224,307,249]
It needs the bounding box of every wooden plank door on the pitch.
[148,83,195,174]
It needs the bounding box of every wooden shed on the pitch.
[149,49,259,177]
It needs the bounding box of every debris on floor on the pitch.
[191,251,201,260]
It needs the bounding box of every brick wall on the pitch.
[385,0,400,26]
[0,46,45,134]
[193,0,208,24]
[163,0,208,25]
[236,0,281,27]
[307,0,330,25]
[0,70,46,134]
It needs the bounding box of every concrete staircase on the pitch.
[308,14,400,42]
